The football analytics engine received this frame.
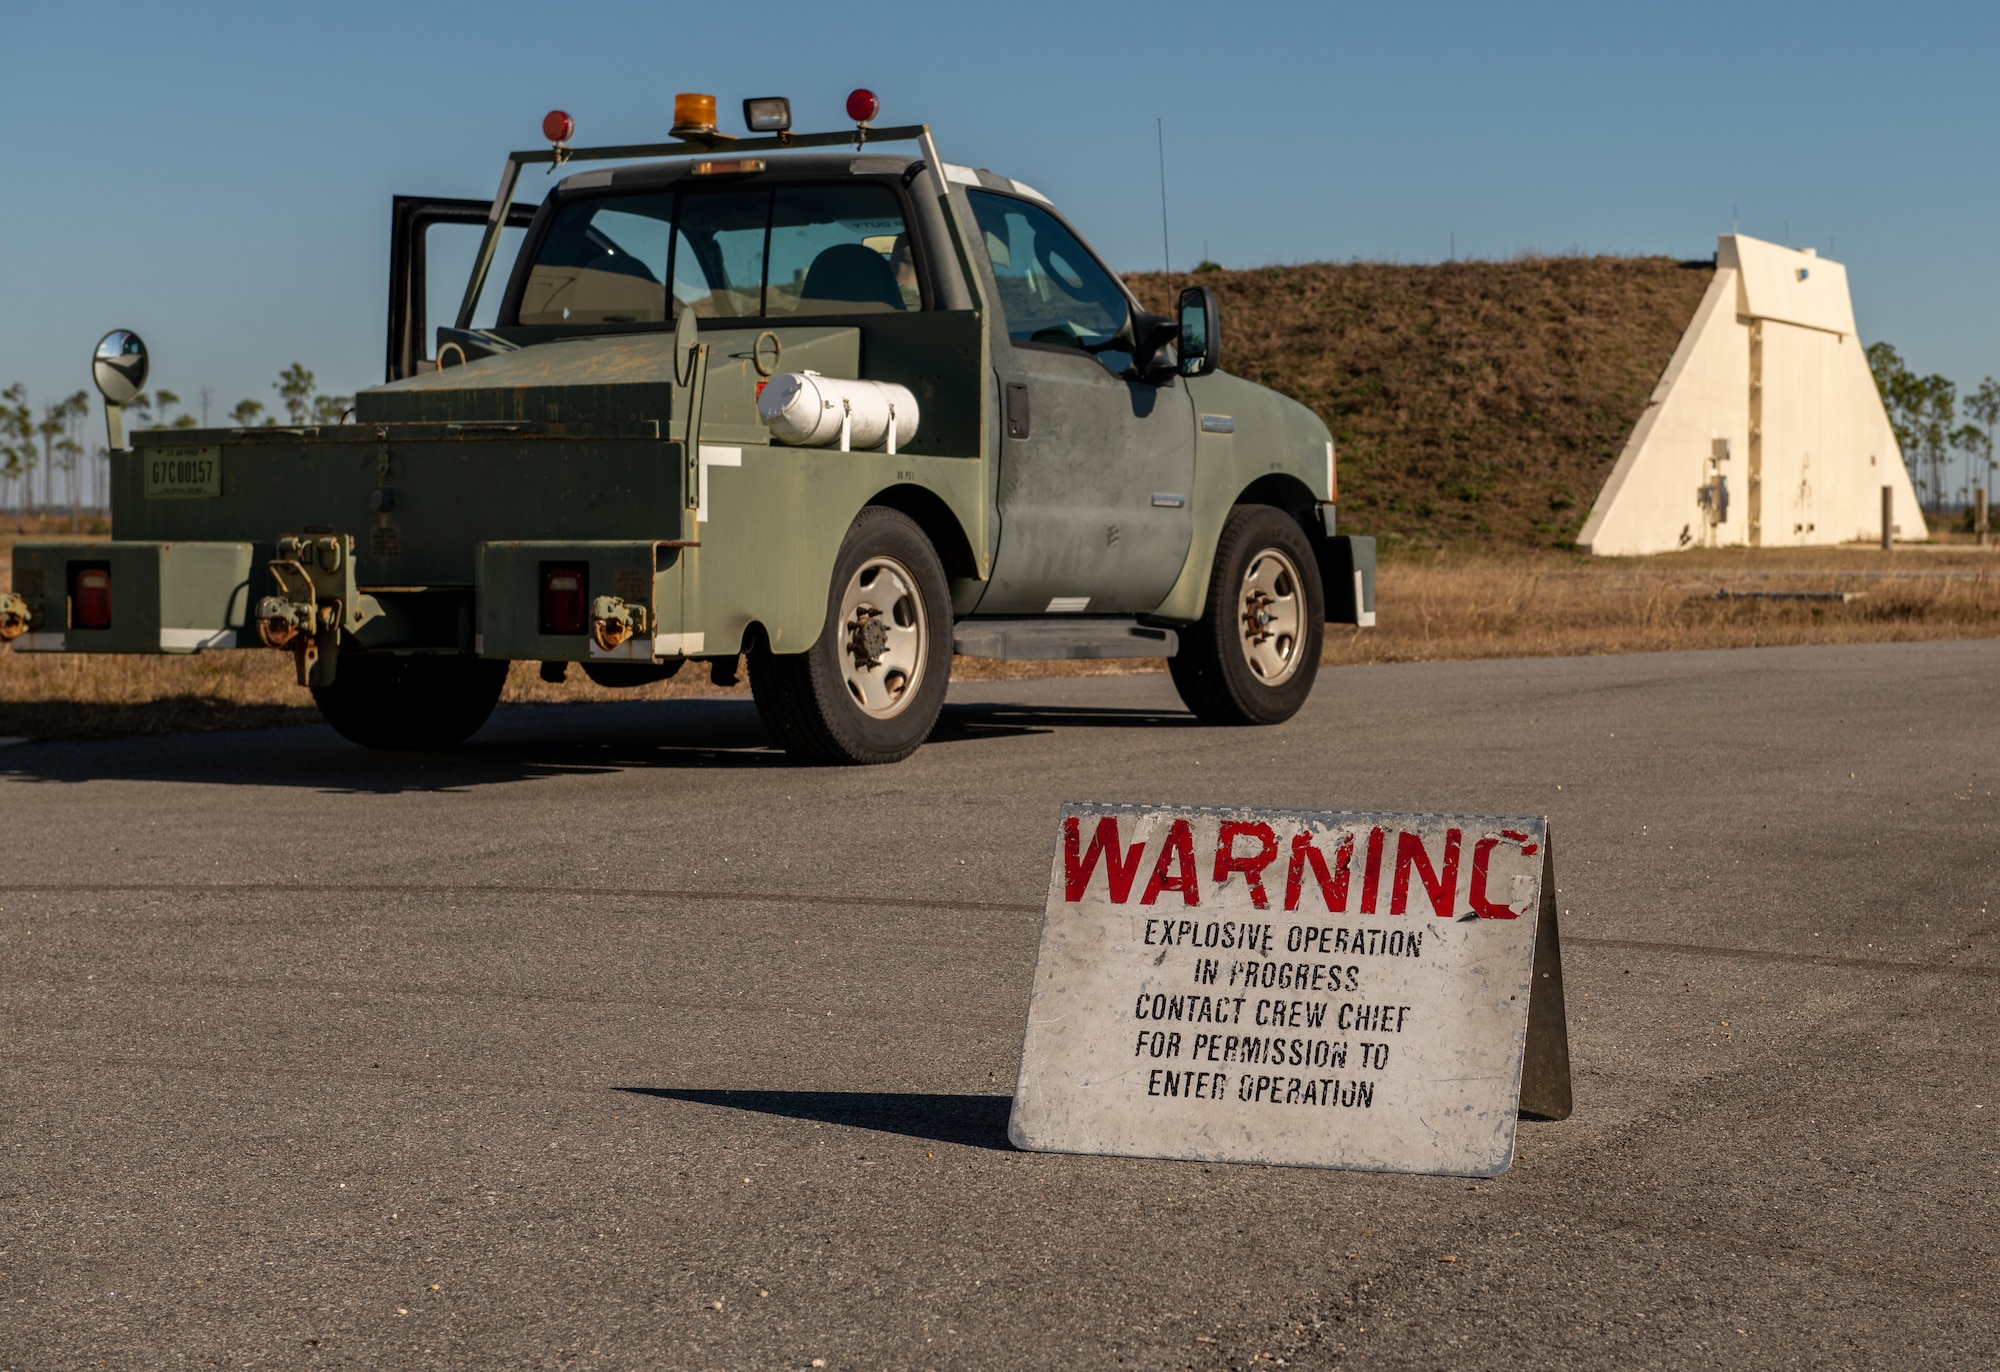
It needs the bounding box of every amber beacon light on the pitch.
[672,92,718,136]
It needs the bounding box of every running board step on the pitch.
[952,617,1177,661]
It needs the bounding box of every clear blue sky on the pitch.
[3,0,1993,425]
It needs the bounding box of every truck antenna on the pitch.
[1157,117,1171,274]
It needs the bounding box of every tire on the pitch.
[750,506,952,764]
[1169,504,1325,726]
[311,654,510,750]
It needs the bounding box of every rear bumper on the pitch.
[474,540,694,662]
[8,541,253,652]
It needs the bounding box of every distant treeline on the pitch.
[1865,344,1999,514]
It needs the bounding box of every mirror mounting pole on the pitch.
[103,400,125,453]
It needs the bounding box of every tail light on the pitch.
[73,567,111,629]
[541,566,587,634]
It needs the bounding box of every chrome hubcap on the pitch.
[1238,548,1304,685]
[838,555,926,717]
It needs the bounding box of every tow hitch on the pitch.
[0,592,27,642]
[590,595,650,653]
[255,534,380,686]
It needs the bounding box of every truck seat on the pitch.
[798,243,905,312]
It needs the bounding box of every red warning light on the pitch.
[73,567,111,629]
[845,88,880,124]
[542,110,575,144]
[541,567,587,634]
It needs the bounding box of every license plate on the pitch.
[145,445,222,498]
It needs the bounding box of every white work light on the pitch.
[743,97,791,133]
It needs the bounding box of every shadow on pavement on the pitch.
[621,1087,1015,1151]
[930,699,1196,744]
[0,694,1195,793]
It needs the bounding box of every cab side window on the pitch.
[968,191,1133,375]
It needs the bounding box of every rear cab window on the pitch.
[511,180,922,327]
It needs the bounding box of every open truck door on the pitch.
[386,196,537,382]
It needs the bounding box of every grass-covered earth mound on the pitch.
[1127,256,1715,551]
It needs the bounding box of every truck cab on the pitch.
[4,93,1374,763]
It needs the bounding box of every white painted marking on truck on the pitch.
[1327,439,1336,500]
[1355,571,1376,628]
[652,632,705,657]
[1046,597,1090,613]
[159,628,236,650]
[1009,178,1052,204]
[697,445,743,522]
[943,163,981,185]
[588,635,650,661]
[1200,414,1235,434]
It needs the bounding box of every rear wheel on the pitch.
[750,506,952,764]
[311,654,510,750]
[1169,504,1324,725]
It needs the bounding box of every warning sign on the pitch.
[1008,803,1570,1176]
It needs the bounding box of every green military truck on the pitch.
[2,92,1374,764]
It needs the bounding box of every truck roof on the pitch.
[549,154,1051,208]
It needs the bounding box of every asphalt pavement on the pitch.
[3,640,1997,1370]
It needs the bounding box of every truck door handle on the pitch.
[1005,383,1030,440]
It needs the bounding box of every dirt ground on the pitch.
[5,539,1995,742]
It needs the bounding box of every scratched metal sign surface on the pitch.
[1009,802,1549,1177]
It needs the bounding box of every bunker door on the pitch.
[968,192,1194,615]
[386,196,537,382]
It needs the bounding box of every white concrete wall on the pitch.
[1722,234,1858,336]
[1579,234,1925,556]
[1578,268,1750,553]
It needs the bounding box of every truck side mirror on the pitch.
[1177,287,1219,377]
[93,329,149,405]
[92,329,149,451]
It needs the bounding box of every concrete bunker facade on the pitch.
[1579,233,1925,555]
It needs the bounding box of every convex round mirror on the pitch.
[93,329,149,403]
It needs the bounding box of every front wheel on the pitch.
[311,654,510,750]
[1169,504,1325,725]
[750,506,953,764]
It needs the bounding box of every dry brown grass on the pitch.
[1330,544,2000,664]
[6,545,1995,742]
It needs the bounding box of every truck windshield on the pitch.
[515,183,917,326]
